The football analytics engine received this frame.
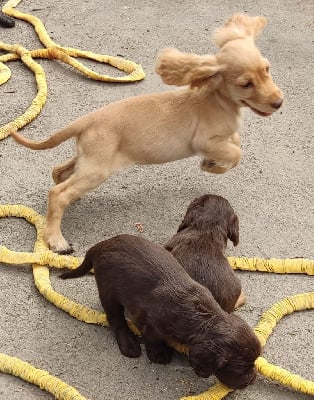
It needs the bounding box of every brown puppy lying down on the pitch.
[165,194,246,313]
[60,234,261,389]
[11,13,282,254]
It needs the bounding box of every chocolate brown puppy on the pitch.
[60,234,260,389]
[165,194,246,312]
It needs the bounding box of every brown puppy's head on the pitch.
[155,14,283,116]
[189,314,261,389]
[177,194,239,247]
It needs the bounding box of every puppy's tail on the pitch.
[59,247,94,279]
[10,123,78,150]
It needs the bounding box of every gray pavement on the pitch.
[0,1,313,399]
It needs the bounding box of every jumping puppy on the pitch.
[12,14,283,253]
[165,194,245,313]
[60,234,261,390]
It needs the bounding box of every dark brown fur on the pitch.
[60,234,260,389]
[165,194,243,313]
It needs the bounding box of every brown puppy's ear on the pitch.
[164,240,174,252]
[177,196,203,232]
[228,214,239,247]
[177,208,195,232]
[155,48,223,87]
[177,219,188,232]
[189,343,226,378]
[214,14,267,47]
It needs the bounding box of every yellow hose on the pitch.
[0,0,145,140]
[0,353,89,400]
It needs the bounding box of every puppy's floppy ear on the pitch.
[189,343,226,378]
[177,209,194,232]
[228,214,239,247]
[214,14,267,47]
[177,220,188,232]
[177,196,203,232]
[155,48,224,87]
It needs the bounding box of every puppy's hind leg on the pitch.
[101,299,141,358]
[52,157,77,184]
[45,165,112,254]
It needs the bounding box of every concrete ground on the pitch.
[0,0,313,399]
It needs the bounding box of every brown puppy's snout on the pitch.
[271,98,283,109]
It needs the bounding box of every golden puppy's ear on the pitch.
[155,48,222,87]
[214,14,267,47]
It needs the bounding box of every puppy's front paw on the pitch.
[50,243,74,255]
[146,343,172,364]
[117,332,141,358]
[200,158,228,174]
[201,158,216,171]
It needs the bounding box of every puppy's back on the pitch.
[167,232,241,313]
[92,234,194,295]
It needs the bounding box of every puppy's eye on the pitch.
[241,81,253,88]
[265,65,270,73]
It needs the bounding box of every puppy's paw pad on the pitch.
[48,238,74,254]
[201,159,216,170]
[57,245,74,255]
[201,160,229,174]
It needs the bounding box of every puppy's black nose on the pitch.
[271,99,283,109]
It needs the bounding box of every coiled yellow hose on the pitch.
[0,0,145,140]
